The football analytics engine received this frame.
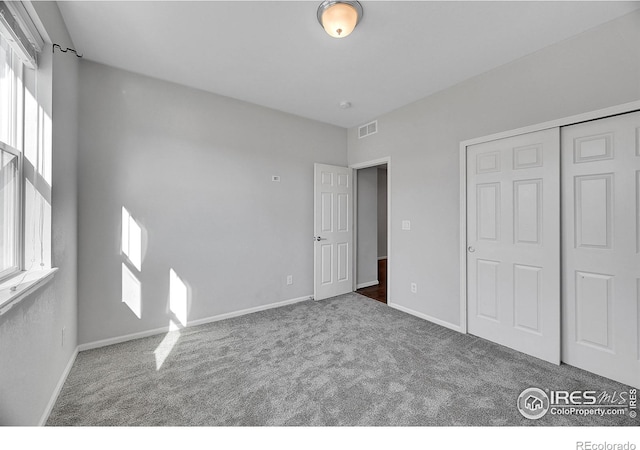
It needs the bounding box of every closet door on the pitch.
[562,111,640,388]
[467,128,560,364]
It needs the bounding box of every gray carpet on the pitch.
[47,293,636,426]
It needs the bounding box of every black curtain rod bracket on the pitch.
[53,43,83,58]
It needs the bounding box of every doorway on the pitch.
[353,162,389,304]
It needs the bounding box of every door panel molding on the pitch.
[314,163,353,300]
[466,128,560,364]
[562,111,640,388]
[460,100,640,336]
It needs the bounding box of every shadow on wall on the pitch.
[120,206,192,370]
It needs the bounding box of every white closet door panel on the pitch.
[562,111,640,388]
[467,128,560,364]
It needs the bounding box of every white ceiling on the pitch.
[57,1,640,128]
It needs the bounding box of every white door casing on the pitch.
[314,163,353,301]
[561,111,640,388]
[467,128,560,364]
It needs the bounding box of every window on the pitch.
[0,2,53,312]
[0,33,23,282]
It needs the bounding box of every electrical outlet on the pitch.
[286,275,293,285]
[410,283,417,293]
[61,327,66,347]
[402,220,411,230]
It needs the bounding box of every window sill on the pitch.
[0,268,58,316]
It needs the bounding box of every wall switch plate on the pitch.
[286,275,293,285]
[272,175,281,182]
[402,220,411,230]
[410,283,417,293]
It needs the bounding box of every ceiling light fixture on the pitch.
[317,1,363,39]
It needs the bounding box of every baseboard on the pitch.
[356,280,379,289]
[188,295,312,327]
[78,325,176,352]
[78,294,313,352]
[38,347,78,426]
[388,301,463,333]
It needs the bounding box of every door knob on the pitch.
[314,236,326,241]
[468,246,475,253]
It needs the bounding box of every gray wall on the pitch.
[356,167,378,286]
[0,2,78,425]
[77,62,347,345]
[347,11,640,327]
[377,167,387,259]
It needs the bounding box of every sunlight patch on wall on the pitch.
[122,262,141,319]
[23,86,37,166]
[121,206,142,271]
[169,268,188,328]
[23,88,52,186]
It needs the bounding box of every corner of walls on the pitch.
[0,1,79,426]
[77,62,347,347]
[347,10,640,332]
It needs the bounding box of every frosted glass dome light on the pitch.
[317,1,363,38]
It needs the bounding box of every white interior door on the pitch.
[314,163,353,301]
[467,128,560,364]
[561,111,640,388]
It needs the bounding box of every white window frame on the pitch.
[0,141,23,281]
[0,30,25,284]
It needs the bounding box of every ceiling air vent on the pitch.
[358,120,378,139]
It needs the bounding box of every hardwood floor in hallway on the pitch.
[356,258,386,304]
